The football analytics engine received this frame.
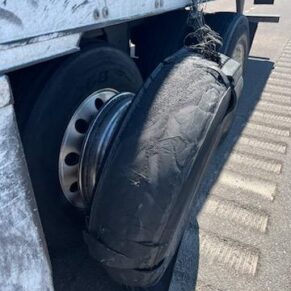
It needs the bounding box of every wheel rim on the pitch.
[79,92,134,206]
[59,89,118,209]
[232,40,245,66]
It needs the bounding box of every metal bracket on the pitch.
[246,14,280,23]
[236,0,245,13]
[254,0,274,4]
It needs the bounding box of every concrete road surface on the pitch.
[53,1,291,290]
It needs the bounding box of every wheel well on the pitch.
[131,9,190,78]
[80,22,130,54]
[79,9,192,78]
[9,56,68,133]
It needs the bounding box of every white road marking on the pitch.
[217,170,277,201]
[202,196,269,233]
[227,152,282,174]
[200,230,260,276]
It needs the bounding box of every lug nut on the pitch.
[102,7,109,18]
[93,9,100,20]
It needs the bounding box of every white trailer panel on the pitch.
[0,0,191,44]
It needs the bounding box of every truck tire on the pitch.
[23,44,143,249]
[84,49,232,287]
[205,12,250,71]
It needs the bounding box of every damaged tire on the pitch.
[85,49,233,287]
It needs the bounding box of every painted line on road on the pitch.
[268,78,291,89]
[261,92,291,106]
[276,61,291,69]
[269,72,291,81]
[236,135,287,154]
[257,100,291,116]
[244,122,290,137]
[200,230,260,276]
[195,281,218,291]
[217,170,277,201]
[235,135,287,154]
[278,57,291,63]
[202,196,269,233]
[274,66,291,75]
[227,151,282,174]
[264,84,291,96]
[280,53,291,58]
[253,110,291,124]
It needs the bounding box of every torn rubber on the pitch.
[85,48,241,287]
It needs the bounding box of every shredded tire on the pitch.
[85,48,232,287]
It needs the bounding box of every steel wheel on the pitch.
[58,89,118,209]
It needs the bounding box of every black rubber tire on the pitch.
[23,45,143,250]
[85,49,232,287]
[205,12,250,72]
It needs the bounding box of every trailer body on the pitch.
[0,0,194,74]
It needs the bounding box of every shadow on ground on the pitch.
[172,56,274,291]
[52,56,274,291]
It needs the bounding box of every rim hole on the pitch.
[75,119,89,134]
[95,98,104,110]
[70,182,79,193]
[65,153,79,166]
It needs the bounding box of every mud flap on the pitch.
[84,50,242,287]
[0,76,53,290]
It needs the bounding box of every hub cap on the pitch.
[59,89,133,209]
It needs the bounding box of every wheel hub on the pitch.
[232,41,245,65]
[59,89,134,209]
